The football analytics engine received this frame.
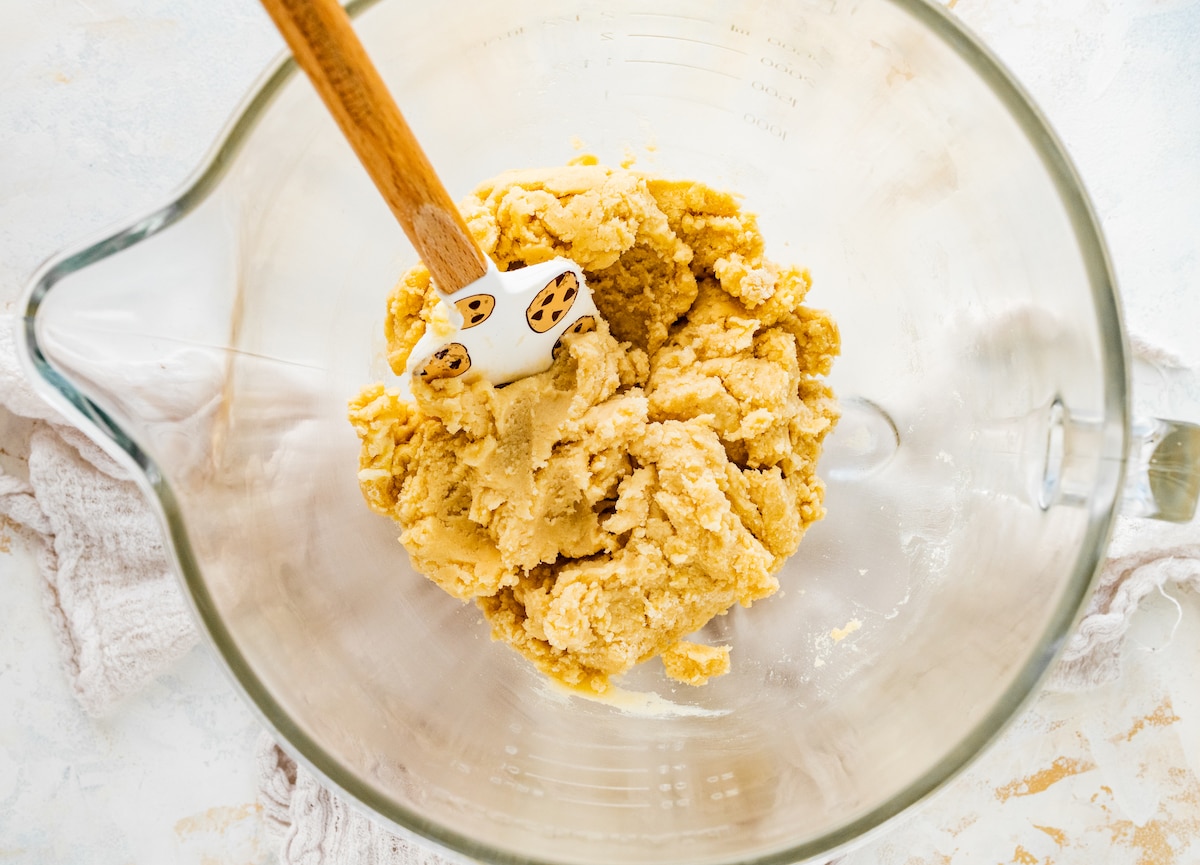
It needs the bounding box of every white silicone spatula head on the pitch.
[259,0,600,387]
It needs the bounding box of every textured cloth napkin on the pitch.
[256,738,453,865]
[2,310,1198,863]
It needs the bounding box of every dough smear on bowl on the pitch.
[349,163,839,693]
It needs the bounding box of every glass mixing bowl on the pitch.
[18,0,1200,863]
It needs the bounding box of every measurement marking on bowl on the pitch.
[624,59,742,79]
[627,33,748,54]
[526,754,650,773]
[529,732,651,752]
[556,797,652,809]
[758,55,807,80]
[751,79,799,108]
[520,772,652,792]
[742,112,789,140]
[629,11,717,23]
[479,26,525,48]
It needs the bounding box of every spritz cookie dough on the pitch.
[349,163,839,693]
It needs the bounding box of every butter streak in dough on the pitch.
[349,164,838,693]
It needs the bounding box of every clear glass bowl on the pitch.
[20,0,1167,862]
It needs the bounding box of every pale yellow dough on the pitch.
[349,164,839,693]
[661,642,732,687]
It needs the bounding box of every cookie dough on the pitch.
[661,642,732,687]
[349,163,839,693]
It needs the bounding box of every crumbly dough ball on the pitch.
[348,164,838,692]
[661,642,732,687]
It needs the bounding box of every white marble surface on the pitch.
[2,1,1199,864]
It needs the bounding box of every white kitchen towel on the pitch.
[0,317,199,717]
[2,308,1198,862]
[256,737,454,865]
[1051,527,1200,689]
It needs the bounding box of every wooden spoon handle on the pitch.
[260,0,488,293]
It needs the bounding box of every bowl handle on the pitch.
[1123,416,1200,523]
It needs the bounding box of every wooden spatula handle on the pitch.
[260,0,488,293]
